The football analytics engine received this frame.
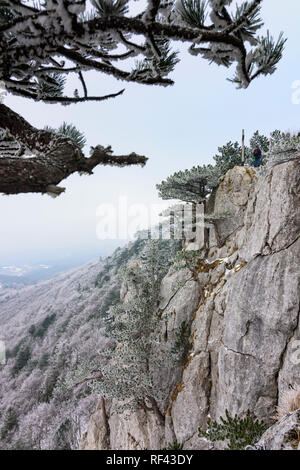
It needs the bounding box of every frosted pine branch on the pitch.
[0,103,147,195]
[0,0,286,194]
[0,0,285,101]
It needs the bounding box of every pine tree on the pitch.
[249,130,269,152]
[266,130,300,165]
[0,0,286,195]
[213,141,250,174]
[1,407,19,440]
[41,366,60,403]
[52,419,72,450]
[72,239,179,422]
[157,163,231,248]
[198,409,268,450]
[12,345,31,376]
[156,165,220,204]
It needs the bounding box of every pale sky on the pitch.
[1,0,300,264]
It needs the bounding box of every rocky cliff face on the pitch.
[248,409,300,450]
[81,160,300,450]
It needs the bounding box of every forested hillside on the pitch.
[0,238,147,449]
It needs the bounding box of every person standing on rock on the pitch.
[253,146,262,167]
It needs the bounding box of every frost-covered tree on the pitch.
[13,402,56,449]
[156,164,220,204]
[11,345,31,376]
[72,239,179,423]
[249,130,269,152]
[157,164,233,249]
[268,129,300,154]
[52,418,73,450]
[0,241,145,449]
[213,140,246,174]
[213,131,271,171]
[264,130,300,166]
[0,406,19,440]
[44,122,87,150]
[0,0,286,195]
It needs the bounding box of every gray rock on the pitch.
[81,160,300,450]
[79,398,109,450]
[171,352,211,442]
[238,160,300,261]
[248,409,300,450]
[216,240,300,422]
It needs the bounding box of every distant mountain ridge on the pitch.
[0,239,146,449]
[0,258,101,289]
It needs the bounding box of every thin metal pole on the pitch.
[242,129,245,164]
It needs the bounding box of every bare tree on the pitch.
[0,0,286,195]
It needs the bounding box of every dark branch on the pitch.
[57,46,173,86]
[0,104,148,195]
[78,71,88,98]
[6,83,125,104]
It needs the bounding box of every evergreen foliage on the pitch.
[57,123,87,150]
[198,409,268,450]
[213,141,249,174]
[0,242,142,449]
[6,338,26,359]
[249,130,270,152]
[95,237,146,288]
[134,37,179,78]
[52,418,72,450]
[70,239,180,419]
[95,266,111,289]
[29,314,56,339]
[11,438,32,450]
[41,367,60,403]
[254,31,286,76]
[1,407,19,439]
[92,0,129,18]
[156,165,220,204]
[0,1,287,195]
[157,129,272,208]
[162,439,184,450]
[44,123,86,149]
[231,1,264,44]
[176,0,208,29]
[37,74,66,99]
[171,320,191,363]
[266,130,300,164]
[172,249,202,278]
[0,0,285,102]
[12,345,31,376]
[99,287,121,317]
[38,353,50,370]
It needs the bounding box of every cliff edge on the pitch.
[81,160,300,450]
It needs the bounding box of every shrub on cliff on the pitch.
[69,239,180,423]
[198,409,268,450]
